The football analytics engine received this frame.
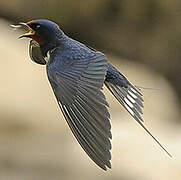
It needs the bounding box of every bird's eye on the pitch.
[35,24,40,28]
[30,23,41,30]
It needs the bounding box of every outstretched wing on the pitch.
[47,53,112,170]
[29,40,46,65]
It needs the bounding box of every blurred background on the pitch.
[0,0,181,179]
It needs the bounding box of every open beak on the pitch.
[11,22,35,38]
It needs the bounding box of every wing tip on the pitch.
[99,161,111,171]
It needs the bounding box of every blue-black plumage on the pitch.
[16,19,171,171]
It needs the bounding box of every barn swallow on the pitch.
[12,19,171,170]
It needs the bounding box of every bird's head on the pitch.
[19,19,64,46]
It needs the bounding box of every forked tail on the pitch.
[105,81,172,157]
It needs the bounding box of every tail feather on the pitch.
[105,82,144,122]
[105,81,172,157]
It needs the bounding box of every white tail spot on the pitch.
[124,97,134,108]
[127,94,136,104]
[128,90,137,99]
[130,87,137,94]
[124,103,134,116]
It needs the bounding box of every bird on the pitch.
[12,19,171,171]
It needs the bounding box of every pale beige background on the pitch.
[0,19,181,180]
